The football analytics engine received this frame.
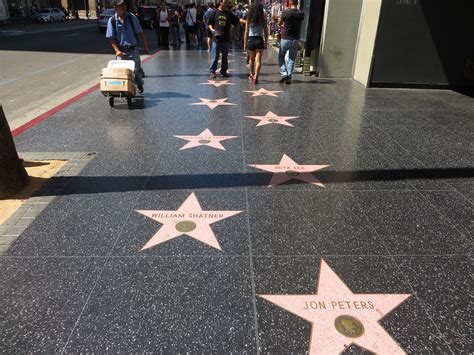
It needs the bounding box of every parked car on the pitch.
[35,8,66,22]
[136,6,156,29]
[97,8,115,32]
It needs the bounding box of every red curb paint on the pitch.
[142,49,162,63]
[12,50,162,138]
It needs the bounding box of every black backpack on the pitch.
[110,13,139,42]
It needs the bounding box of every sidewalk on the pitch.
[0,46,472,353]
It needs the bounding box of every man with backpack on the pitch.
[106,0,150,93]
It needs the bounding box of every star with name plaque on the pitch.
[136,193,242,251]
[259,259,411,354]
[174,129,238,150]
[243,88,283,97]
[189,98,236,110]
[200,80,236,88]
[249,154,329,187]
[244,111,299,127]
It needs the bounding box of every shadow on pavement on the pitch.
[30,167,474,196]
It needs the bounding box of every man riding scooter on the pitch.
[106,0,150,93]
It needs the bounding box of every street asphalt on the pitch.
[0,20,158,129]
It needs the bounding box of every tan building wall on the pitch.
[353,0,382,86]
[317,0,364,78]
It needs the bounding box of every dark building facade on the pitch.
[301,0,473,89]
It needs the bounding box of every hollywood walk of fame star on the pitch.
[200,80,236,88]
[174,129,238,150]
[259,259,412,354]
[249,154,330,187]
[136,193,242,251]
[243,88,283,97]
[244,111,299,127]
[189,98,236,110]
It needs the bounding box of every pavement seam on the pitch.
[0,152,93,255]
[237,60,261,353]
[60,122,170,353]
[366,122,472,203]
[412,189,471,243]
[348,189,456,353]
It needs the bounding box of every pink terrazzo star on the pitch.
[244,111,299,127]
[243,88,283,97]
[136,193,242,251]
[200,80,236,88]
[249,154,330,187]
[189,98,236,109]
[174,129,238,151]
[260,259,411,354]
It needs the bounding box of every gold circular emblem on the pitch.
[268,118,278,123]
[285,170,300,177]
[334,315,364,338]
[175,220,197,233]
[198,139,211,144]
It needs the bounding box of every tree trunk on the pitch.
[0,105,29,198]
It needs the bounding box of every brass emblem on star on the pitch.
[175,221,197,233]
[198,139,211,144]
[334,315,364,338]
[285,170,300,177]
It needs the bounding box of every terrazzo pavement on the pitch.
[1,45,472,353]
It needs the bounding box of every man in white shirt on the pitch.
[186,3,197,46]
[157,1,170,50]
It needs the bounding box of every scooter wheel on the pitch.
[109,97,114,107]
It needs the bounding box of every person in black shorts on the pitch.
[243,3,268,84]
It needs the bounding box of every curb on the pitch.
[12,49,162,138]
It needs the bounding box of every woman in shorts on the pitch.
[243,3,268,85]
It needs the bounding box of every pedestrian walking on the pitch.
[278,0,304,84]
[244,3,268,85]
[180,6,189,44]
[203,3,215,51]
[208,0,240,78]
[155,9,161,48]
[186,4,198,46]
[157,2,170,50]
[106,0,150,94]
[168,9,180,48]
[196,6,205,45]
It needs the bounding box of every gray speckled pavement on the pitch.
[1,46,472,354]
